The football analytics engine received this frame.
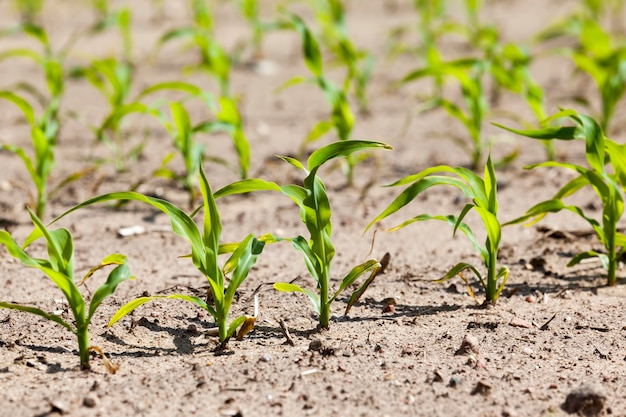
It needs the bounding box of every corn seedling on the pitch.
[496,109,626,286]
[73,57,212,172]
[215,140,392,328]
[54,165,265,347]
[157,0,231,96]
[488,43,554,160]
[0,24,70,146]
[400,58,493,170]
[536,14,626,133]
[0,91,91,219]
[0,208,133,370]
[236,0,288,60]
[282,13,366,185]
[366,154,509,305]
[13,0,43,24]
[308,0,375,114]
[90,7,133,65]
[570,19,626,133]
[151,96,250,205]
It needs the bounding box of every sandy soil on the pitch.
[1,0,626,416]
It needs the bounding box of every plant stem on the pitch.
[76,325,90,370]
[319,269,330,328]
[607,234,617,286]
[486,251,497,304]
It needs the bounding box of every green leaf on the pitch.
[88,260,134,322]
[227,315,247,339]
[307,140,392,171]
[331,259,381,303]
[273,282,321,314]
[109,294,212,327]
[0,302,73,333]
[290,14,323,78]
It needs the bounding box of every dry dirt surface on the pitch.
[1,0,626,416]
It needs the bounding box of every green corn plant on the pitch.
[72,57,210,171]
[0,208,133,370]
[151,96,250,206]
[54,165,266,347]
[536,15,626,133]
[13,0,44,24]
[571,19,626,133]
[366,154,509,305]
[90,7,133,64]
[282,13,366,185]
[0,24,68,146]
[157,0,231,96]
[308,0,375,114]
[488,43,554,160]
[151,101,206,204]
[236,0,289,60]
[400,59,491,170]
[70,57,136,171]
[496,109,626,286]
[215,140,392,329]
[0,91,91,219]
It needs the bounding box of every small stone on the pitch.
[382,304,395,314]
[525,295,536,303]
[471,380,492,396]
[448,376,462,388]
[510,317,532,328]
[562,384,607,416]
[456,334,480,355]
[50,400,69,414]
[502,407,518,417]
[308,339,323,352]
[258,354,272,363]
[83,394,99,408]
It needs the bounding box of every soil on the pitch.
[1,0,626,416]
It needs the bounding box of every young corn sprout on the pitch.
[54,165,265,347]
[282,13,366,185]
[366,154,509,305]
[537,16,626,133]
[0,208,134,370]
[0,91,92,219]
[157,0,231,96]
[400,58,491,170]
[0,24,68,145]
[151,96,251,206]
[12,0,43,24]
[215,140,392,329]
[496,109,626,286]
[308,0,375,114]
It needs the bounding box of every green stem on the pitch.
[607,234,617,286]
[486,251,497,304]
[319,267,330,329]
[76,325,90,370]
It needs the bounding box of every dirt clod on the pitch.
[562,384,607,416]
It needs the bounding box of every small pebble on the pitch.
[456,334,480,355]
[50,400,69,414]
[382,304,395,314]
[525,295,536,303]
[510,317,532,328]
[258,354,272,363]
[83,395,99,408]
[448,376,462,388]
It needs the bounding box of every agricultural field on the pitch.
[1,0,626,415]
